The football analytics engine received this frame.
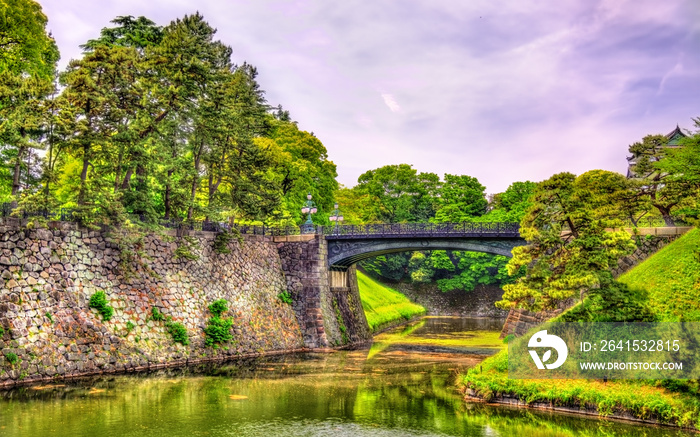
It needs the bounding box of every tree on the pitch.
[656,118,700,223]
[574,170,648,227]
[355,164,438,223]
[0,74,54,198]
[264,119,338,225]
[77,16,166,221]
[81,15,163,51]
[332,185,374,225]
[497,172,636,311]
[480,181,536,222]
[58,45,142,211]
[0,0,58,203]
[0,0,59,79]
[1,9,342,228]
[627,134,693,226]
[432,174,487,222]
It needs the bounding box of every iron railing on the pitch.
[320,222,521,238]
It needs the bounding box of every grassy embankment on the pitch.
[461,228,700,429]
[356,271,426,332]
[618,229,700,322]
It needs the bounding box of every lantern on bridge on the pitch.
[301,193,317,234]
[329,203,344,234]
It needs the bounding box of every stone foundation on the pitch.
[276,235,371,348]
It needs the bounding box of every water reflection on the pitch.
[0,317,693,436]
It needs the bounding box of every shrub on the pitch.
[204,299,234,347]
[5,352,18,366]
[213,228,243,254]
[165,319,189,345]
[559,279,656,323]
[150,307,165,322]
[213,230,232,254]
[208,299,228,317]
[0,326,4,337]
[277,291,293,305]
[89,291,114,321]
[204,317,234,347]
[125,321,136,335]
[502,334,515,344]
[174,236,199,261]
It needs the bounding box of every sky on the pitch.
[38,0,700,194]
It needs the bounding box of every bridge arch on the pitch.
[327,237,524,269]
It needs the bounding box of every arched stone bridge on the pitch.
[271,222,524,349]
[324,222,524,269]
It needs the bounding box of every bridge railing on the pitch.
[320,222,521,238]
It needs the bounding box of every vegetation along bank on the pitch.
[462,227,700,429]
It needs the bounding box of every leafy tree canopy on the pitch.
[0,0,59,79]
[497,172,637,311]
[627,133,694,226]
[656,118,700,224]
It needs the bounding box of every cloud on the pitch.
[381,93,401,113]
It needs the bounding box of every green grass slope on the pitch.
[618,228,700,322]
[356,271,426,332]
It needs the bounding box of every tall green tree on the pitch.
[432,174,487,222]
[628,134,694,226]
[0,0,58,202]
[58,45,141,210]
[355,164,438,223]
[497,172,636,311]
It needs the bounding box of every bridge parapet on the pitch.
[323,222,520,239]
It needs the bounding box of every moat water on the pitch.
[0,317,693,436]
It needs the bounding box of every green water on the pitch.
[0,317,694,436]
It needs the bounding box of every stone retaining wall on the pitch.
[391,281,508,318]
[0,219,304,387]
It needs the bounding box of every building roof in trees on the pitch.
[625,125,687,178]
[665,124,687,146]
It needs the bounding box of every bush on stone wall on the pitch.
[4,352,18,366]
[150,307,165,322]
[212,229,242,254]
[204,299,234,347]
[165,318,189,345]
[277,291,293,304]
[89,291,114,321]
